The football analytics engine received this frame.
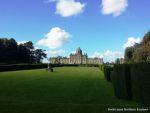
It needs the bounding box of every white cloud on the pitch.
[35,46,39,49]
[37,27,71,49]
[104,50,123,62]
[17,41,27,45]
[71,51,76,54]
[123,37,141,49]
[91,51,104,58]
[101,0,128,16]
[104,50,123,58]
[56,0,86,17]
[47,49,65,56]
[91,50,123,62]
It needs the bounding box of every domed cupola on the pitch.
[76,47,82,55]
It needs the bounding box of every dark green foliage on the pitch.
[0,38,18,63]
[115,58,120,64]
[124,65,132,100]
[112,64,132,100]
[79,64,100,67]
[124,46,135,63]
[52,64,100,68]
[112,63,150,105]
[0,64,48,72]
[124,31,150,63]
[0,64,80,72]
[0,38,47,64]
[130,64,142,103]
[0,64,102,72]
[103,66,113,82]
[131,63,150,105]
[99,65,104,71]
[34,49,47,63]
[51,64,79,67]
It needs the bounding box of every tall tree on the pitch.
[34,49,47,63]
[20,41,35,63]
[0,38,18,63]
[115,58,120,64]
[0,38,47,64]
[142,31,150,45]
[133,31,150,63]
[124,46,135,63]
[23,41,34,50]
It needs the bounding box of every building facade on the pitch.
[49,47,103,64]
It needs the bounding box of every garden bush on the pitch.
[79,64,100,67]
[103,66,113,82]
[51,64,79,67]
[131,63,150,105]
[99,65,104,71]
[0,64,82,71]
[0,64,47,72]
[112,64,132,100]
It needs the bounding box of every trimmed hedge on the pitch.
[99,65,104,71]
[0,64,48,72]
[112,64,132,100]
[79,64,100,67]
[112,63,150,105]
[50,64,79,67]
[0,63,100,72]
[0,64,81,71]
[103,66,113,82]
[131,63,150,105]
[50,64,100,67]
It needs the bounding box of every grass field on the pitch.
[0,67,141,113]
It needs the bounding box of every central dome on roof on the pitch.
[76,47,82,54]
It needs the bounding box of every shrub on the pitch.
[99,65,104,71]
[0,64,81,72]
[112,63,150,105]
[50,64,79,67]
[0,64,48,72]
[79,64,100,67]
[131,63,150,105]
[103,66,113,82]
[112,64,132,100]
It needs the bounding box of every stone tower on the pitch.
[76,47,82,55]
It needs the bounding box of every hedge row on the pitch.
[112,64,132,100]
[99,65,104,71]
[108,63,150,105]
[79,64,100,67]
[103,66,113,82]
[0,63,100,72]
[131,63,150,105]
[0,64,81,71]
[50,64,100,67]
[0,64,48,72]
[50,64,79,67]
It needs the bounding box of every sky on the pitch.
[0,0,150,62]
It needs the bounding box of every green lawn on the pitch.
[0,67,141,113]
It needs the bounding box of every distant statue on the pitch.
[46,63,53,72]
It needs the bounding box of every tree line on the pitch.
[0,38,47,64]
[124,31,150,63]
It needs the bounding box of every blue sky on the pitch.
[0,0,149,62]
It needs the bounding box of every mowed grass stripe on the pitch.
[0,67,141,113]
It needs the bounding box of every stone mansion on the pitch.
[49,47,103,65]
